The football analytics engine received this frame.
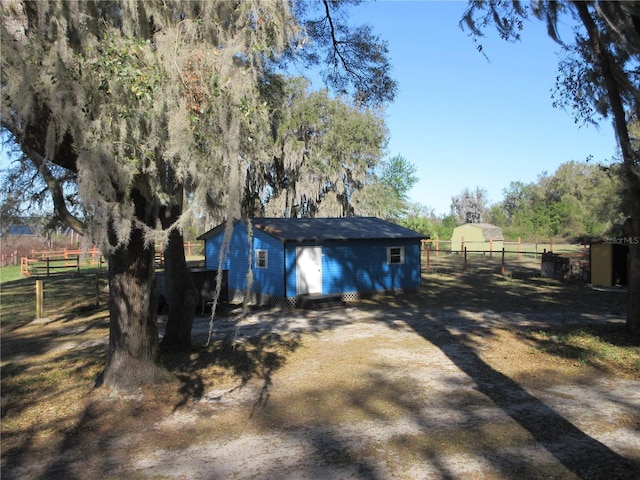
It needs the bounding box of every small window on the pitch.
[387,246,404,265]
[256,249,268,268]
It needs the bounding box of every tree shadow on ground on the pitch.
[369,271,639,479]
[405,314,638,478]
[161,331,302,411]
[2,268,637,479]
[1,342,108,480]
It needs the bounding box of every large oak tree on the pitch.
[1,0,397,391]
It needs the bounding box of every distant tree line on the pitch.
[399,159,625,242]
[491,161,625,241]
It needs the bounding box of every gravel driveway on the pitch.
[137,304,640,480]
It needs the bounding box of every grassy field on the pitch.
[0,265,28,284]
[1,268,107,329]
[1,266,638,479]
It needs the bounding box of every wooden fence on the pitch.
[17,241,204,276]
[20,248,105,277]
[423,238,588,259]
[1,253,19,268]
[421,241,590,279]
[25,256,81,276]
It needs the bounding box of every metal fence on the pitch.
[421,240,589,279]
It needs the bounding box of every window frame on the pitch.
[387,246,405,265]
[255,249,268,269]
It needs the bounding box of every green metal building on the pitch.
[451,223,504,253]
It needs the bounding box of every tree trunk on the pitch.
[573,2,640,336]
[160,227,199,350]
[624,215,640,335]
[158,183,198,351]
[101,221,171,390]
[100,188,171,391]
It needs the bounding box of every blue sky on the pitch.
[1,1,619,219]
[349,0,619,216]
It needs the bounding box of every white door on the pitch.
[296,246,322,295]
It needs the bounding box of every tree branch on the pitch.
[322,0,360,81]
[22,144,87,235]
[573,1,640,189]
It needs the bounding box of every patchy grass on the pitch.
[1,271,107,335]
[527,325,640,377]
[1,268,639,479]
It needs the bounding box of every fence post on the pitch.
[489,238,493,258]
[35,279,44,319]
[464,247,468,272]
[501,248,505,275]
[518,237,522,260]
[46,257,50,277]
[95,274,100,307]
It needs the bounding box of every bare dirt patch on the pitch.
[2,270,639,479]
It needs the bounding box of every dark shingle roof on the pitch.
[199,217,428,242]
[471,223,504,241]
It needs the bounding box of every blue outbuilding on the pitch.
[197,217,428,307]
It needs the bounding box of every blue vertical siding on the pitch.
[203,222,247,293]
[251,231,285,296]
[204,222,285,297]
[285,239,422,297]
[205,222,422,299]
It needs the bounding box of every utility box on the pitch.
[541,252,569,279]
[590,243,628,287]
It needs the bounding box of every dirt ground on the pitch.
[2,269,640,479]
[147,306,639,480]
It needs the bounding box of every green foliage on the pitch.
[257,77,388,218]
[400,215,437,238]
[497,161,624,240]
[378,154,418,201]
[297,1,398,106]
[398,208,457,240]
[437,214,459,240]
[357,154,418,221]
[487,204,507,228]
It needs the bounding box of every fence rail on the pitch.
[422,238,588,259]
[422,245,590,279]
[19,248,106,277]
[35,256,81,276]
[15,242,204,276]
